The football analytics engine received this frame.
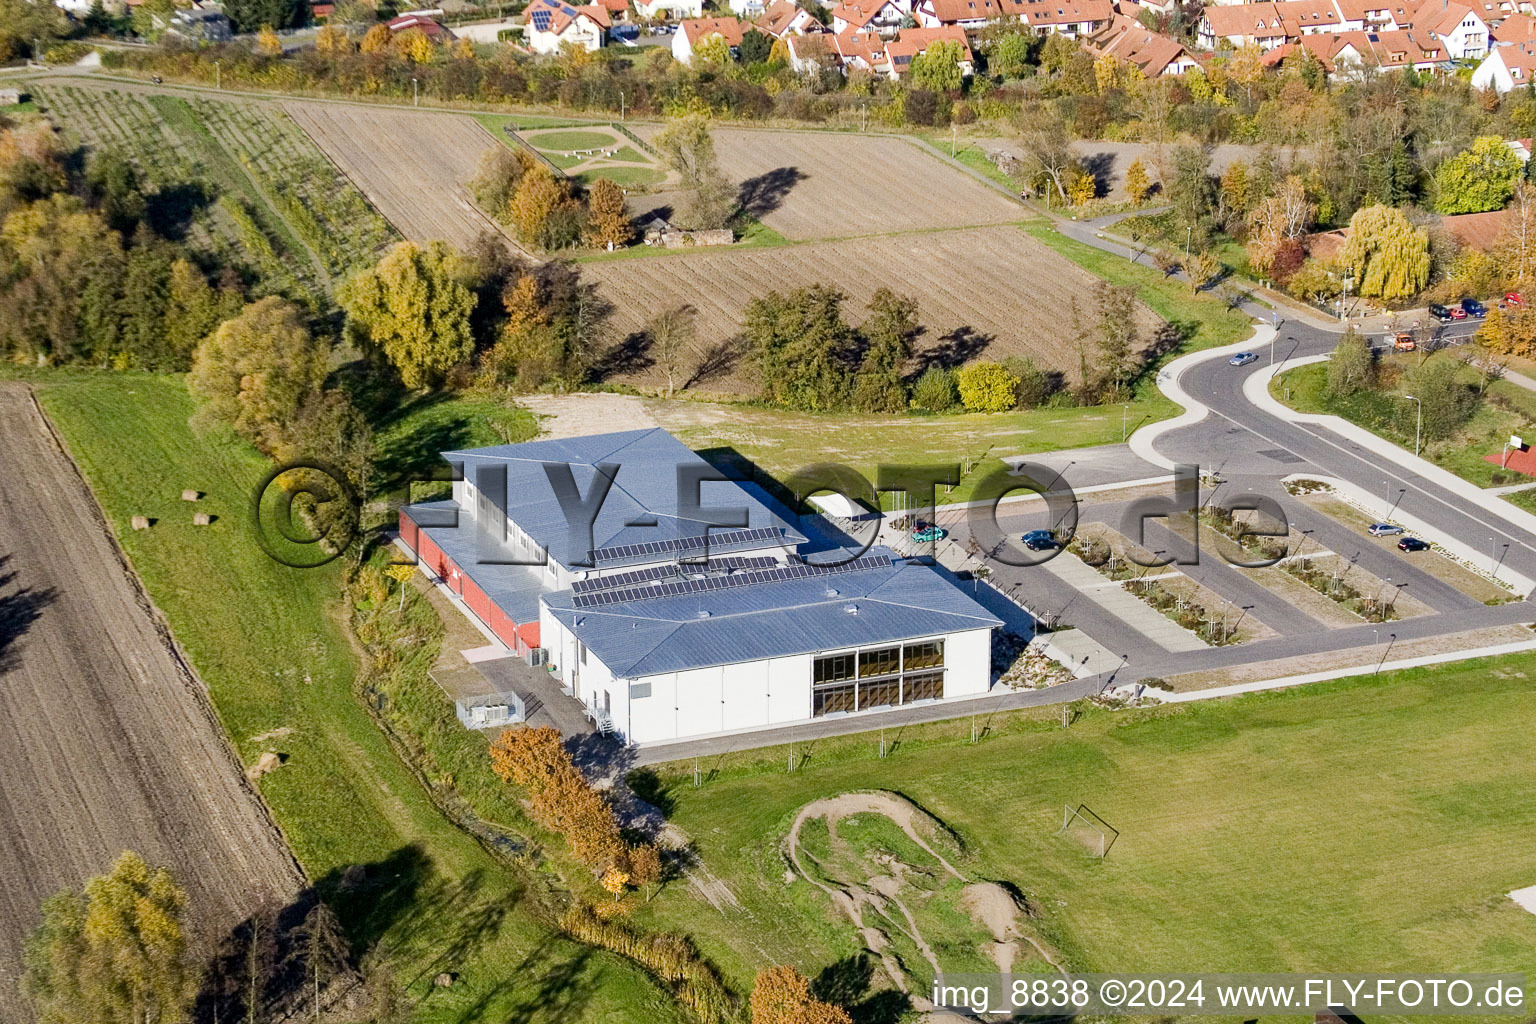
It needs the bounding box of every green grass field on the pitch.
[527,129,620,152]
[24,369,680,1024]
[578,164,666,188]
[1275,357,1536,488]
[629,657,1536,1009]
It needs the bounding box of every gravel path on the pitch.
[0,385,302,1014]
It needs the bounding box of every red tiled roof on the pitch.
[680,15,748,44]
[987,0,1114,24]
[1087,12,1195,74]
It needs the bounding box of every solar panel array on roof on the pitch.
[570,554,892,609]
[590,526,783,566]
[570,556,782,596]
[530,8,551,27]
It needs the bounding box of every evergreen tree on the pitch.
[850,288,918,414]
[744,285,853,411]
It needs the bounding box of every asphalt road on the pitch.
[0,386,301,1013]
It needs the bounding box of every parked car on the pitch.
[1368,522,1404,536]
[1393,332,1416,351]
[1461,298,1487,318]
[1505,292,1523,308]
[910,521,947,543]
[1228,352,1259,366]
[1022,529,1061,550]
[1397,537,1430,552]
[1428,303,1454,322]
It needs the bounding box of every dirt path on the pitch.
[0,385,302,1014]
[783,791,1068,1017]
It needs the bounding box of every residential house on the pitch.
[1260,26,1445,72]
[832,0,907,35]
[592,0,631,22]
[524,0,611,53]
[730,0,767,17]
[1198,1,1290,48]
[982,0,1115,33]
[166,7,234,42]
[387,12,457,38]
[1085,13,1200,73]
[672,15,747,60]
[885,23,974,73]
[757,0,822,35]
[1408,0,1488,57]
[1272,0,1357,32]
[1473,37,1536,87]
[634,0,703,21]
[398,428,999,744]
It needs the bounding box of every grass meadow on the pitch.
[630,657,1536,1015]
[25,369,680,1024]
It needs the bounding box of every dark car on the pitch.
[1428,303,1454,322]
[1022,529,1061,551]
[1461,298,1487,318]
[1398,537,1430,552]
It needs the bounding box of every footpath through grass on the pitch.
[27,369,679,1024]
[631,656,1536,1004]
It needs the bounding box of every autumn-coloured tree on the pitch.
[1187,250,1221,294]
[646,304,698,397]
[22,852,195,1024]
[337,240,476,389]
[584,177,633,249]
[395,27,435,63]
[508,167,579,248]
[749,966,853,1024]
[1067,167,1096,206]
[601,867,629,902]
[1245,175,1315,275]
[490,726,627,868]
[358,23,392,52]
[1123,158,1152,204]
[1339,204,1430,301]
[188,296,330,454]
[256,24,283,55]
[627,843,664,901]
[314,23,353,54]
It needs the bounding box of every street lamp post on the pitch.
[1122,403,1129,442]
[620,91,625,119]
[1403,393,1422,456]
[413,77,419,106]
[215,60,220,89]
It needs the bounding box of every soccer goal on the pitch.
[1055,804,1119,859]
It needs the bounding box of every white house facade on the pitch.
[399,428,1001,746]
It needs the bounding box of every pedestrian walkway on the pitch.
[1040,552,1208,653]
[1041,628,1124,676]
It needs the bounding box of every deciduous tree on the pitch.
[851,288,918,413]
[188,296,329,453]
[584,177,633,249]
[1434,135,1523,214]
[1339,204,1430,300]
[956,360,1020,412]
[1326,326,1374,397]
[910,39,965,91]
[655,114,736,230]
[646,303,698,397]
[338,240,476,388]
[22,852,194,1024]
[1123,158,1152,204]
[745,285,853,411]
[750,965,853,1024]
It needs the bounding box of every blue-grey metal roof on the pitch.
[404,499,547,624]
[443,429,805,570]
[542,547,1002,678]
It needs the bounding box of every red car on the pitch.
[1503,292,1524,310]
[1448,306,1468,320]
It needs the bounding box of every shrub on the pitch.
[956,360,1020,413]
[912,366,958,412]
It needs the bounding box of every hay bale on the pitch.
[181,489,201,501]
[192,512,212,526]
[131,515,150,531]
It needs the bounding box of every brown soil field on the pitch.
[286,101,521,253]
[0,386,301,1014]
[585,224,1160,393]
[630,124,1022,239]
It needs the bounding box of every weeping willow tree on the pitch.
[1340,204,1431,301]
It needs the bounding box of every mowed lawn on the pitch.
[635,658,1536,998]
[29,371,682,1024]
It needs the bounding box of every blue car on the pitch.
[911,522,947,543]
[1229,352,1259,366]
[1022,529,1061,551]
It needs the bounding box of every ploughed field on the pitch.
[285,101,519,253]
[630,124,1024,239]
[0,385,301,1017]
[586,224,1161,393]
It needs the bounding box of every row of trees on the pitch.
[472,148,633,251]
[23,852,357,1024]
[489,726,663,897]
[0,121,247,370]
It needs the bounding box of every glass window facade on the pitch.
[812,639,946,716]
